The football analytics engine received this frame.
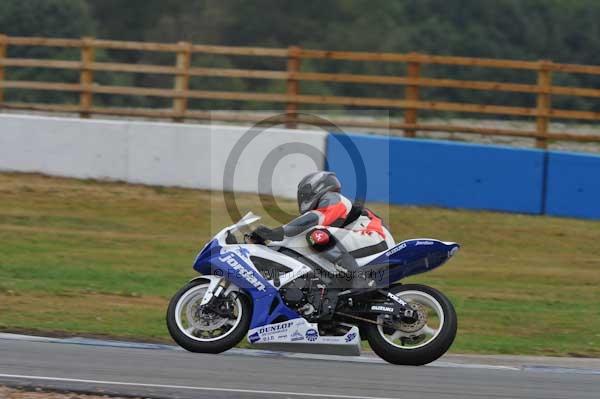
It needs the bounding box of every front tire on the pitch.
[364,284,457,365]
[166,280,252,353]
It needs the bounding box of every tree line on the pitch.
[1,0,599,114]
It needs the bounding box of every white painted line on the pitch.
[523,366,600,375]
[0,373,397,399]
[431,361,520,371]
[0,333,177,351]
[0,333,58,342]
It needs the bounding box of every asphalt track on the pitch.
[0,334,599,399]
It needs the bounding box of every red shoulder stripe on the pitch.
[315,202,349,226]
[363,209,386,239]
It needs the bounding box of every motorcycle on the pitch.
[167,212,459,365]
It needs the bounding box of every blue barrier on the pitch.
[326,133,391,204]
[327,133,545,214]
[545,151,600,219]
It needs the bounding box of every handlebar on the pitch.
[244,232,265,245]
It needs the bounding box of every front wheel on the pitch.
[166,280,252,353]
[364,284,457,365]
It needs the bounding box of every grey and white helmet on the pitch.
[297,171,342,214]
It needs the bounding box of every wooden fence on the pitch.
[1,34,600,148]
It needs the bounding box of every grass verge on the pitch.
[0,172,599,356]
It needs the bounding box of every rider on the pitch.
[251,171,395,293]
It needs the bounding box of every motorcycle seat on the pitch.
[348,241,388,259]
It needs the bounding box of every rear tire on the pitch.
[364,284,457,365]
[166,280,252,354]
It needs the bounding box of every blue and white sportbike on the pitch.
[167,212,459,365]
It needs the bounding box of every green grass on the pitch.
[1,172,599,356]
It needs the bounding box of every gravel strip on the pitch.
[0,386,140,399]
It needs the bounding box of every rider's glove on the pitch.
[250,225,284,243]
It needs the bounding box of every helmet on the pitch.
[297,171,341,214]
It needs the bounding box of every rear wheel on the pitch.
[166,280,252,353]
[364,284,457,365]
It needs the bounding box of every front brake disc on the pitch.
[188,300,229,331]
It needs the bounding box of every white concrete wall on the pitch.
[0,114,327,198]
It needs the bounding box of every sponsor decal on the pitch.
[309,230,330,245]
[235,246,251,259]
[248,332,261,343]
[305,328,319,342]
[385,243,407,256]
[415,240,434,246]
[345,332,357,342]
[290,330,304,342]
[218,249,266,292]
[258,321,294,335]
[371,305,394,312]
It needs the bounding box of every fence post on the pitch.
[404,54,421,138]
[286,46,301,129]
[79,37,95,118]
[0,34,7,104]
[535,60,552,149]
[173,41,192,122]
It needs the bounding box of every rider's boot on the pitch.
[318,237,377,296]
[334,252,377,296]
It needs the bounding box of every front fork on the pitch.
[195,276,229,306]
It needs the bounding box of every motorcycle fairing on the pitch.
[247,317,361,356]
[194,239,299,329]
[362,239,460,284]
